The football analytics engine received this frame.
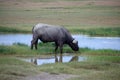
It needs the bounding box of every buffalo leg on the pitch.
[31,37,38,50]
[59,44,63,62]
[55,43,58,62]
[35,39,38,50]
[31,40,34,49]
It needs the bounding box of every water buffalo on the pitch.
[31,23,79,61]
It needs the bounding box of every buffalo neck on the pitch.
[66,34,74,44]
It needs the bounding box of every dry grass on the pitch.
[0,0,120,31]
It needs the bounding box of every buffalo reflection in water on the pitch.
[30,55,79,65]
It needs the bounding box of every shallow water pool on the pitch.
[19,55,86,65]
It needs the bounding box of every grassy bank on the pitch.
[0,26,30,33]
[69,27,120,37]
[0,56,120,80]
[0,56,40,80]
[39,61,120,80]
[0,43,120,80]
[1,26,120,36]
[0,0,120,36]
[0,43,120,56]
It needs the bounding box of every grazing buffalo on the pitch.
[31,23,79,61]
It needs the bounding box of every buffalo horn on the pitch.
[72,40,77,44]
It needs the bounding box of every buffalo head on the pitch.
[69,39,79,51]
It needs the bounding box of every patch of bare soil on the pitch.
[23,72,77,80]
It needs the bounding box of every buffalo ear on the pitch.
[72,39,77,44]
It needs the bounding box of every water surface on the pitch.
[19,55,86,65]
[0,34,120,50]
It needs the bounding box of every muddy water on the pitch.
[19,55,86,65]
[0,34,120,50]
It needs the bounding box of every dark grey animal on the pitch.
[31,23,79,55]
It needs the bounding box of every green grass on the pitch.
[0,43,120,56]
[0,42,71,55]
[1,55,119,80]
[0,43,120,80]
[87,56,120,63]
[0,42,80,55]
[69,27,120,36]
[39,61,120,80]
[0,57,39,80]
[80,48,120,56]
[0,26,30,33]
[0,26,120,36]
